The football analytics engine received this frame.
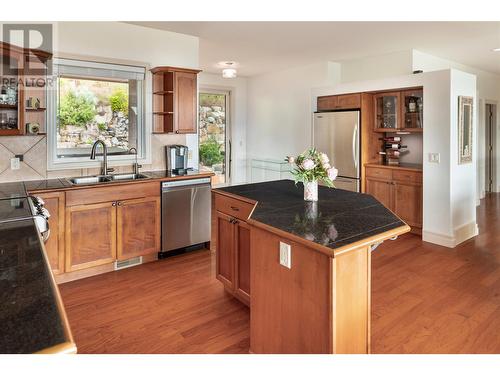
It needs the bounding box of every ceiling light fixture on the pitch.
[220,61,237,78]
[493,48,500,52]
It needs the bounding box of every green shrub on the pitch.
[97,122,107,131]
[59,90,97,127]
[199,137,224,167]
[109,89,129,115]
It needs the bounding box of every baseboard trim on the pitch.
[423,221,478,248]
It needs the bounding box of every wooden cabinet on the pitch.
[214,192,254,306]
[66,201,117,272]
[317,93,361,111]
[365,165,422,232]
[37,191,65,275]
[373,87,423,133]
[65,185,161,273]
[151,66,201,134]
[117,196,161,261]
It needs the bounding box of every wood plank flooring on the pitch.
[59,193,500,354]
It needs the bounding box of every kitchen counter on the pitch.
[215,179,407,253]
[0,169,212,353]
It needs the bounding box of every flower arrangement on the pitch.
[285,148,338,187]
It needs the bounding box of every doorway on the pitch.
[485,103,496,193]
[199,90,231,186]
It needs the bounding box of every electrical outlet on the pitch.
[279,241,291,269]
[429,153,440,163]
[10,157,20,170]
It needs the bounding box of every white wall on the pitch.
[246,61,341,179]
[198,72,248,184]
[413,50,500,199]
[0,22,200,182]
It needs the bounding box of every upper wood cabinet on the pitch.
[37,191,65,275]
[151,66,201,134]
[0,41,51,136]
[317,93,361,111]
[116,196,161,260]
[373,87,423,133]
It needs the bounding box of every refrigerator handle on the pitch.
[352,123,358,170]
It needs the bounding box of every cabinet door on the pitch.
[38,191,65,275]
[216,211,235,289]
[336,93,361,109]
[65,202,117,272]
[116,196,161,260]
[374,91,401,131]
[365,178,393,210]
[174,71,197,134]
[317,96,337,111]
[393,182,422,228]
[234,220,251,305]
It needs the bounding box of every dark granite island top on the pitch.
[215,179,408,254]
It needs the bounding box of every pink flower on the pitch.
[286,156,295,164]
[327,167,338,181]
[322,162,331,170]
[302,158,315,171]
[319,152,329,164]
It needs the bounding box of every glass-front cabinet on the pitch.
[374,91,400,132]
[374,88,423,132]
[0,48,23,135]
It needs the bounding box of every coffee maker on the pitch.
[165,145,189,173]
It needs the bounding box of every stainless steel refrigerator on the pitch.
[313,111,360,192]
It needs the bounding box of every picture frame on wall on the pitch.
[458,96,473,164]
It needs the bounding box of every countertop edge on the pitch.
[364,163,422,172]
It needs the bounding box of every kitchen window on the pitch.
[47,58,147,169]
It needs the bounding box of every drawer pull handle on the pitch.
[230,206,240,211]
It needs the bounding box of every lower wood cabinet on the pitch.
[365,166,422,232]
[65,194,161,273]
[65,201,117,272]
[214,193,253,306]
[117,196,161,260]
[37,191,65,275]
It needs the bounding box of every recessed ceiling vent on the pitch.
[115,256,142,270]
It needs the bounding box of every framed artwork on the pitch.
[458,96,473,164]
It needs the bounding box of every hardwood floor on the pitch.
[59,194,500,354]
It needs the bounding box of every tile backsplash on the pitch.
[0,133,188,183]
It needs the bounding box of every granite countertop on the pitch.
[0,219,67,353]
[0,169,211,353]
[216,180,407,251]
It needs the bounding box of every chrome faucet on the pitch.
[90,140,113,176]
[129,147,142,174]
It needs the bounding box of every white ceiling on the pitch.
[130,22,500,77]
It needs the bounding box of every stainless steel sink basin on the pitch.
[110,173,149,181]
[69,173,150,185]
[69,175,112,185]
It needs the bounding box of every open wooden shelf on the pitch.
[153,90,174,95]
[153,111,174,115]
[26,107,46,112]
[0,103,18,109]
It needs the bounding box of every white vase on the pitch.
[303,180,318,201]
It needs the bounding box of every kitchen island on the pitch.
[213,180,410,354]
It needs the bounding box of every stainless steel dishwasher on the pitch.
[161,177,211,253]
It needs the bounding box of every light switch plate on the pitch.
[279,241,291,269]
[10,157,20,170]
[429,153,440,163]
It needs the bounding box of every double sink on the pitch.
[69,173,149,186]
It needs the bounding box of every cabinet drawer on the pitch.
[393,170,422,184]
[66,182,160,206]
[365,167,392,180]
[336,93,361,109]
[214,193,254,221]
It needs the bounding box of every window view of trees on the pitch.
[57,77,134,158]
